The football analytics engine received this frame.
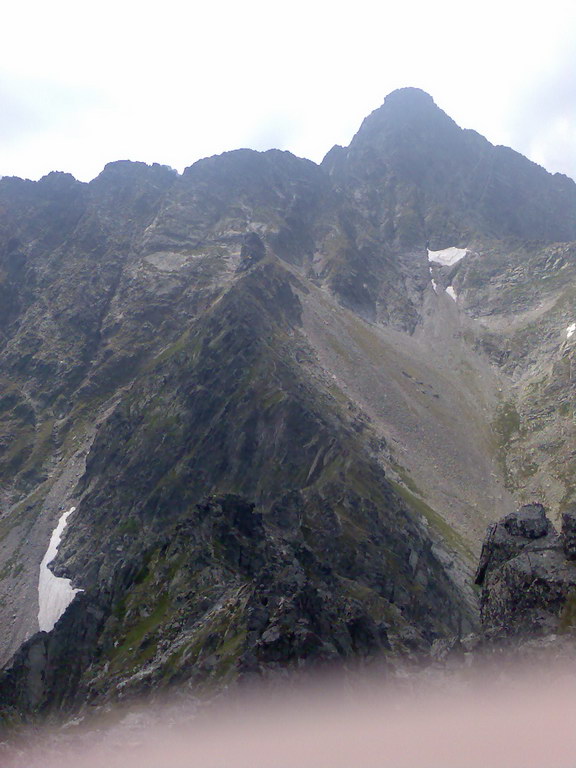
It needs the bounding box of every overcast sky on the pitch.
[2,0,575,183]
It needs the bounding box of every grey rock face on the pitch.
[476,505,576,637]
[474,504,554,586]
[324,87,576,248]
[561,503,576,560]
[501,503,551,539]
[237,231,266,272]
[0,593,107,716]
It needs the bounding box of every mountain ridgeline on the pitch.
[0,88,575,718]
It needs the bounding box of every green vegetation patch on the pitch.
[389,479,474,562]
[109,592,172,672]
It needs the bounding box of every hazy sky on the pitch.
[2,0,575,182]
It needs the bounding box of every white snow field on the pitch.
[38,506,83,632]
[446,286,457,301]
[567,323,575,339]
[427,247,467,267]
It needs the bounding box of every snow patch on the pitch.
[427,247,467,267]
[431,279,438,292]
[567,323,576,339]
[38,506,83,632]
[446,286,457,301]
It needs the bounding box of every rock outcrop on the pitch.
[475,505,576,637]
[561,503,576,560]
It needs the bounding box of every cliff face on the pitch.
[324,88,576,249]
[0,89,575,718]
[475,504,576,639]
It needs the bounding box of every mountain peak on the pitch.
[326,87,576,246]
[383,86,436,106]
[353,87,458,146]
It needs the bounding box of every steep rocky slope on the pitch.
[0,87,575,719]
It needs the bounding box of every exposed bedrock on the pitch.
[475,504,576,637]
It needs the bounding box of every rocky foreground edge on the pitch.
[474,503,576,638]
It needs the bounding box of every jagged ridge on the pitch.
[0,88,575,720]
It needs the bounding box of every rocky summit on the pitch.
[0,87,575,723]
